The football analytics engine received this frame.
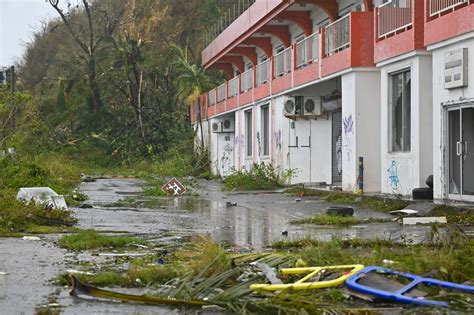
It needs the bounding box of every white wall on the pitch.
[431,35,474,200]
[342,70,381,192]
[379,54,433,196]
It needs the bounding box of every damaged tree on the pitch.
[48,0,124,112]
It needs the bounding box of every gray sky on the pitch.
[0,0,57,66]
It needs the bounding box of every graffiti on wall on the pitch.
[275,130,282,151]
[343,115,354,135]
[387,160,400,192]
[234,134,244,147]
[221,142,234,176]
[256,132,261,156]
[336,132,343,175]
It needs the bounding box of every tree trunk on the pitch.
[87,57,103,110]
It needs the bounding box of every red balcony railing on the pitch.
[377,0,413,38]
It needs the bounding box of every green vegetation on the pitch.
[58,229,148,251]
[291,214,388,227]
[432,205,474,224]
[0,193,76,236]
[57,236,473,312]
[223,163,294,191]
[286,187,410,212]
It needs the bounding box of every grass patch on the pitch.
[431,205,474,224]
[286,187,410,212]
[58,229,148,251]
[291,214,388,227]
[223,163,294,191]
[0,193,77,236]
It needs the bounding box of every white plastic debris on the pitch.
[402,217,447,225]
[382,259,397,265]
[22,236,41,241]
[16,187,68,210]
[0,271,7,275]
[66,269,95,276]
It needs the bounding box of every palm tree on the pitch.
[171,44,214,153]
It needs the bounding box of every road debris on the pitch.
[17,187,68,210]
[402,217,447,225]
[389,209,419,216]
[22,236,41,241]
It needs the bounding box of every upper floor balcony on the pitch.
[424,0,474,46]
[374,0,425,63]
[192,8,375,122]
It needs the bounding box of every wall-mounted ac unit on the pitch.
[221,118,235,132]
[212,121,222,133]
[303,97,323,116]
[444,48,468,89]
[212,118,235,133]
[283,96,297,116]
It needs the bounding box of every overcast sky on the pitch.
[0,0,57,66]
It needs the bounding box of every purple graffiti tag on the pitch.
[275,130,282,150]
[234,134,244,146]
[343,115,354,135]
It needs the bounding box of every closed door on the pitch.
[448,105,474,199]
[332,110,343,185]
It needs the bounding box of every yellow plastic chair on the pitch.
[250,264,364,291]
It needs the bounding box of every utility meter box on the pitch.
[444,48,468,89]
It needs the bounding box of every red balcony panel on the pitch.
[254,82,271,101]
[202,0,289,68]
[321,12,374,77]
[374,1,425,63]
[425,4,474,46]
[350,11,375,67]
[216,101,226,115]
[239,89,253,107]
[271,74,292,94]
[226,96,239,111]
[293,62,320,87]
[375,29,416,63]
[207,105,216,118]
[321,49,351,77]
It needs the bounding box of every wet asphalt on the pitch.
[0,177,459,314]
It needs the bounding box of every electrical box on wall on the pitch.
[444,48,468,89]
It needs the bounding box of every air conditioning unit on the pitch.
[212,121,222,133]
[303,97,323,116]
[283,96,296,116]
[221,118,235,132]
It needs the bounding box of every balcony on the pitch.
[192,12,375,123]
[374,0,425,63]
[321,11,374,77]
[425,0,474,46]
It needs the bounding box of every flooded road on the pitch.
[77,178,438,250]
[0,177,460,313]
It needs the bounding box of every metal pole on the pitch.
[357,156,364,194]
[9,66,14,95]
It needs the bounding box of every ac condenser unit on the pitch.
[221,118,235,132]
[212,121,222,133]
[283,96,296,116]
[303,97,323,116]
